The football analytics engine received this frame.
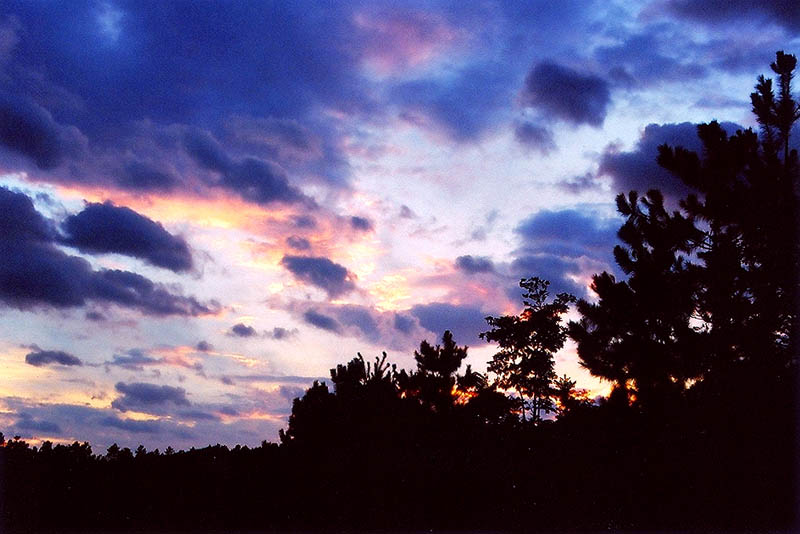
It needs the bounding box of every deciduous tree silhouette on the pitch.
[481,278,574,422]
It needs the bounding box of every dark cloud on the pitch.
[516,209,618,256]
[270,327,297,340]
[393,313,416,334]
[112,382,190,412]
[184,129,314,207]
[350,216,373,232]
[105,349,159,370]
[663,0,800,32]
[333,305,381,342]
[514,121,556,153]
[230,323,257,338]
[99,416,160,434]
[0,91,84,169]
[0,185,55,242]
[521,61,610,126]
[60,202,193,272]
[118,160,179,192]
[512,208,622,296]
[25,349,82,367]
[410,302,488,346]
[281,255,356,297]
[598,121,742,198]
[85,311,106,321]
[196,340,213,352]
[302,310,340,332]
[455,255,495,274]
[15,416,62,434]
[0,187,217,316]
[286,236,311,251]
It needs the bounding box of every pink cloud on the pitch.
[353,10,461,76]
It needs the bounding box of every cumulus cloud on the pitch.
[196,340,213,352]
[0,91,85,169]
[512,208,621,296]
[455,255,495,274]
[184,129,314,207]
[111,382,190,412]
[281,255,356,297]
[230,323,258,338]
[598,121,742,198]
[25,349,82,367]
[521,61,610,126]
[15,415,62,434]
[0,187,217,316]
[60,202,193,272]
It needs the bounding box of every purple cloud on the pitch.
[521,61,610,126]
[25,349,82,367]
[112,382,190,412]
[281,255,356,297]
[60,202,193,272]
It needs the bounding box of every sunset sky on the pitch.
[1,1,797,451]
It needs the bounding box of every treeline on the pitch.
[1,53,798,532]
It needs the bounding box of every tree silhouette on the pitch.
[569,190,703,411]
[481,278,574,422]
[396,330,468,413]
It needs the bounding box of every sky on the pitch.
[0,0,798,452]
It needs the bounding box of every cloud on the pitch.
[0,187,217,316]
[391,60,516,140]
[662,0,800,32]
[270,327,297,340]
[302,309,340,332]
[410,302,488,345]
[350,216,373,232]
[598,121,742,198]
[286,236,311,251]
[60,202,193,272]
[25,349,82,367]
[184,129,315,207]
[196,340,213,352]
[281,255,356,297]
[516,209,618,256]
[230,323,257,338]
[105,349,159,370]
[15,416,62,434]
[512,208,622,296]
[99,416,160,434]
[455,255,495,274]
[105,348,203,372]
[111,381,190,412]
[514,121,556,153]
[593,31,707,87]
[117,160,179,192]
[0,91,85,169]
[521,61,610,126]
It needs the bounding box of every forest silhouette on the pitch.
[1,52,798,533]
